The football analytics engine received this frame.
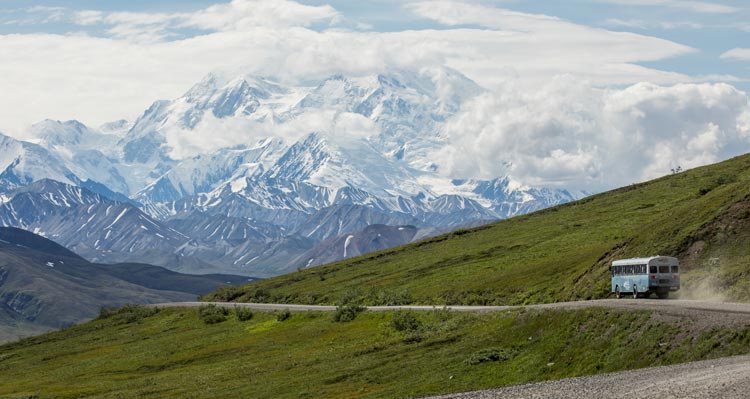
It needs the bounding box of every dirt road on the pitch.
[422,354,750,399]
[152,298,750,322]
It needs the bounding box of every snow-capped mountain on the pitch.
[0,67,587,276]
[0,180,189,266]
[28,120,129,194]
[0,133,80,192]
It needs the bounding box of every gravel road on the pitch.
[151,299,750,398]
[152,298,750,319]
[422,354,750,399]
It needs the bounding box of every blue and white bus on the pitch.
[611,256,680,299]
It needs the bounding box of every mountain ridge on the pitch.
[0,68,582,276]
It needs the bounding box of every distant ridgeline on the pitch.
[0,227,251,343]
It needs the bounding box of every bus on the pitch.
[611,256,680,299]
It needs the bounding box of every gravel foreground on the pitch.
[421,355,750,399]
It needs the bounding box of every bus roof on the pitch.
[611,256,678,266]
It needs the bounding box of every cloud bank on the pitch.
[436,77,750,191]
[0,0,706,135]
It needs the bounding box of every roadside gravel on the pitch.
[422,355,750,399]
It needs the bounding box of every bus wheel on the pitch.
[615,286,621,299]
[632,285,638,299]
[657,292,669,299]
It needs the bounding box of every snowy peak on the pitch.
[265,132,330,183]
[296,68,483,120]
[178,73,292,128]
[0,133,80,192]
[135,137,288,205]
[29,119,91,147]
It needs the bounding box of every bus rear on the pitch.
[647,256,680,299]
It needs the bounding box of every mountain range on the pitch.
[0,68,582,276]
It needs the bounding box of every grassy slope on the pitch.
[207,154,750,305]
[1,306,750,399]
[4,156,750,398]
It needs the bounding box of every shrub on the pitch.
[369,289,413,306]
[391,311,422,332]
[234,307,254,321]
[332,304,366,322]
[276,308,291,322]
[465,347,515,365]
[199,304,229,324]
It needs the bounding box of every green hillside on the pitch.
[1,305,750,398]
[208,154,750,306]
[4,155,750,398]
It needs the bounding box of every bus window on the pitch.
[640,264,646,274]
[659,266,670,273]
[650,266,657,274]
[671,265,679,273]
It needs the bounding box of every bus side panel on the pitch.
[611,275,649,293]
[634,275,649,293]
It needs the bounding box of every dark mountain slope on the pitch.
[0,227,250,342]
[207,154,750,305]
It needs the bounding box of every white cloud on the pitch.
[405,1,697,88]
[73,10,104,26]
[70,0,341,42]
[0,9,699,137]
[590,0,739,14]
[180,0,341,31]
[605,18,649,29]
[721,48,750,60]
[605,18,705,30]
[436,78,750,191]
[164,107,374,159]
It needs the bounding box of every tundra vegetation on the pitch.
[2,306,750,398]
